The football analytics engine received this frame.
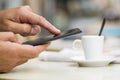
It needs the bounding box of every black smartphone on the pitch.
[23,28,82,46]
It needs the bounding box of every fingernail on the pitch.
[56,29,61,33]
[30,28,36,35]
[54,28,61,33]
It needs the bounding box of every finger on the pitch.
[18,6,61,35]
[6,20,41,36]
[18,43,50,59]
[0,32,18,42]
[23,43,50,58]
[16,60,28,66]
[0,41,49,72]
[30,25,41,35]
[34,42,50,53]
[1,41,50,60]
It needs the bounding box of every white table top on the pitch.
[0,58,120,80]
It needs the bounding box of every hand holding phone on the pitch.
[23,28,82,46]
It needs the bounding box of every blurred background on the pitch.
[0,0,120,50]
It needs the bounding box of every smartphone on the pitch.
[23,28,82,46]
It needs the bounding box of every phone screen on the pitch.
[23,28,82,46]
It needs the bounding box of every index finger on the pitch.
[19,6,61,35]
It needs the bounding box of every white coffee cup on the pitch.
[73,35,104,60]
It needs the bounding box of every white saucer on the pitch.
[71,56,114,67]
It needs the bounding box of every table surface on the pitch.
[0,58,120,80]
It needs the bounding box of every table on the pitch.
[0,58,120,80]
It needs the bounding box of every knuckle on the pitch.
[7,32,16,40]
[9,32,15,37]
[17,5,31,13]
[24,5,31,10]
[3,20,12,31]
[39,16,46,21]
[22,24,31,35]
[16,6,24,13]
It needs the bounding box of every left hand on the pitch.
[0,32,50,73]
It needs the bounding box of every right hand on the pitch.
[0,5,61,36]
[0,32,50,73]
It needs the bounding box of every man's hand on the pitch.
[0,32,50,73]
[0,5,61,36]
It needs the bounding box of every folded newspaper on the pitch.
[39,48,120,63]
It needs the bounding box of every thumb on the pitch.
[7,21,40,36]
[34,42,50,54]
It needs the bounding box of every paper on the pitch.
[105,50,120,63]
[39,48,120,63]
[39,48,84,62]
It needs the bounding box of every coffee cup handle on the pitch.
[72,39,82,50]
